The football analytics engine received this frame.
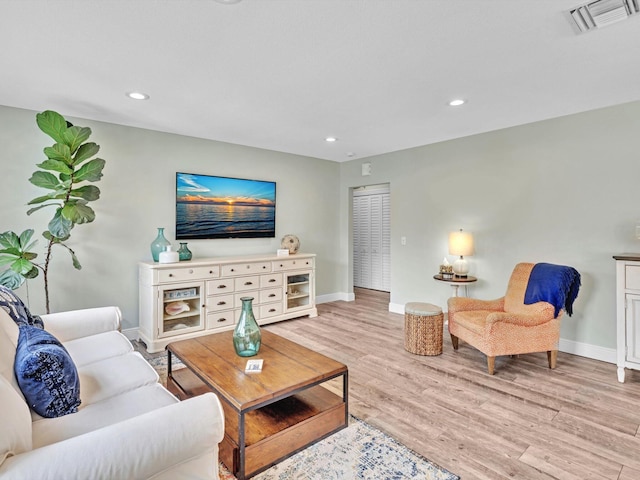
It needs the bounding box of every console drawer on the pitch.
[260,303,283,318]
[206,311,237,330]
[272,258,314,271]
[260,288,283,304]
[207,294,235,312]
[235,276,260,292]
[158,266,219,283]
[221,262,271,276]
[207,278,233,295]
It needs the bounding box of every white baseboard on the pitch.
[122,327,138,341]
[317,292,354,304]
[559,338,616,364]
[389,302,404,314]
[388,303,615,364]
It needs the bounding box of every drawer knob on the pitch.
[189,269,194,274]
[231,268,235,272]
[209,270,214,274]
[217,318,226,322]
[244,281,253,286]
[262,265,266,269]
[217,301,226,306]
[280,264,283,267]
[217,284,227,289]
[269,279,276,283]
[269,308,276,313]
[246,265,250,269]
[269,293,276,298]
[168,273,173,277]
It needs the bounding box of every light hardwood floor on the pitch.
[265,288,640,480]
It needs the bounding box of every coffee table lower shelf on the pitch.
[167,367,347,479]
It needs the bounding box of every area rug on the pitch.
[133,342,459,480]
[243,415,459,480]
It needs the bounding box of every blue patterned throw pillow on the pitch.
[14,324,81,418]
[0,285,44,328]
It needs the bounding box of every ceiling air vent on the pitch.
[569,0,639,32]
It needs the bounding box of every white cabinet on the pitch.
[614,254,640,382]
[139,253,317,353]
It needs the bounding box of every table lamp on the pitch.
[448,229,473,277]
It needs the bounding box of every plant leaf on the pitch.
[0,231,21,249]
[18,229,34,248]
[37,158,73,175]
[73,158,105,183]
[62,126,91,154]
[26,202,59,215]
[23,265,39,279]
[11,258,36,275]
[42,230,70,242]
[69,185,100,201]
[36,110,67,143]
[72,142,99,165]
[61,201,95,224]
[48,209,74,238]
[29,171,61,190]
[0,269,26,290]
[0,256,18,267]
[43,143,72,164]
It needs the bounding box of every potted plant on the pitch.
[0,110,106,313]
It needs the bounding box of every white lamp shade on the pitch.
[448,230,474,256]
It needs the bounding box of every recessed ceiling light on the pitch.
[325,137,337,142]
[449,99,465,107]
[127,92,149,100]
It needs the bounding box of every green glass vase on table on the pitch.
[233,297,261,357]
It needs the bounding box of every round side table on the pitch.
[433,274,477,297]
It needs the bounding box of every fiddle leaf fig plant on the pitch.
[0,110,105,313]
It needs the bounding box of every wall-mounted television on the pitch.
[176,172,276,239]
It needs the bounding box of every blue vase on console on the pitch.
[150,227,171,262]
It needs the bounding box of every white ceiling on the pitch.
[1,0,639,162]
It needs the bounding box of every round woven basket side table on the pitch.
[404,302,444,356]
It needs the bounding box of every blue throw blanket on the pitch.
[524,263,581,318]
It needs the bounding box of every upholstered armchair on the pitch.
[447,262,580,375]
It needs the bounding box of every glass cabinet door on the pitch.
[158,282,205,338]
[285,272,311,312]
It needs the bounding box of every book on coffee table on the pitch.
[245,359,263,373]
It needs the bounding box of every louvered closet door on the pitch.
[352,189,390,291]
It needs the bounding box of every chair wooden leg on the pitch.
[450,334,459,350]
[547,350,558,369]
[487,356,495,375]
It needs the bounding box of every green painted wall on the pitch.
[0,105,340,330]
[339,100,640,352]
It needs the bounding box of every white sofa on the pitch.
[0,304,225,480]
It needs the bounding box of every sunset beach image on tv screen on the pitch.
[176,173,276,239]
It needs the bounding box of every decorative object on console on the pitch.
[281,234,300,254]
[177,242,192,261]
[159,245,179,264]
[448,229,474,277]
[165,300,190,316]
[233,297,261,357]
[150,227,171,262]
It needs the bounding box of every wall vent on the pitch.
[569,0,639,32]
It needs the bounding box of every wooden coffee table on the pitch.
[166,330,348,480]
